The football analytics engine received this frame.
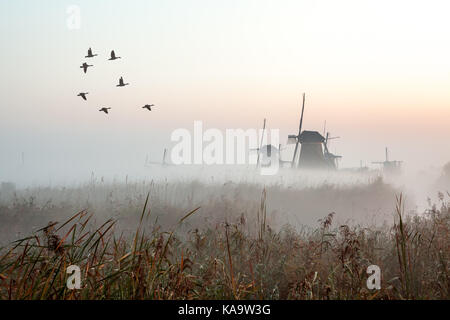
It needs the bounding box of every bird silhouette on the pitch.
[77,92,89,100]
[85,48,98,58]
[80,62,93,74]
[109,50,121,61]
[116,76,129,87]
[142,104,155,111]
[99,107,111,114]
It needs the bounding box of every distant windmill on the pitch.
[250,119,287,168]
[323,132,342,168]
[372,147,402,174]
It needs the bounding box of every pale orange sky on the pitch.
[0,0,449,184]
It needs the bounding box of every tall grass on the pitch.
[0,182,448,299]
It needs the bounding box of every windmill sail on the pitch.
[291,93,306,168]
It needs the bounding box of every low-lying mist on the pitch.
[1,164,449,246]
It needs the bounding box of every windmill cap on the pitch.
[299,130,325,143]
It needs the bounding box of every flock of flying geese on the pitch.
[78,48,155,114]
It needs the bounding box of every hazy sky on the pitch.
[0,0,449,185]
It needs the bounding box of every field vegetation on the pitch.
[0,174,448,299]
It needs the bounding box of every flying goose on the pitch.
[80,62,93,74]
[77,92,89,100]
[116,76,129,87]
[142,104,155,111]
[99,107,111,114]
[85,48,98,58]
[108,50,121,61]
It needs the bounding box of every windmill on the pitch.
[287,93,341,169]
[372,147,402,174]
[323,132,342,168]
[250,119,290,168]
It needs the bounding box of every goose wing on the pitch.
[119,77,124,85]
[111,50,116,59]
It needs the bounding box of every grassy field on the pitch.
[0,177,448,300]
